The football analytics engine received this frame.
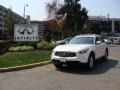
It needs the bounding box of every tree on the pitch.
[44,32,52,43]
[46,0,61,40]
[46,0,60,20]
[57,0,88,37]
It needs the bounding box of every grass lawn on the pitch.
[0,50,51,68]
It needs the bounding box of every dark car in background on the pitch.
[56,37,72,45]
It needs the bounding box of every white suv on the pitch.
[51,34,109,70]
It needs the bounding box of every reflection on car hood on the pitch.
[53,44,92,52]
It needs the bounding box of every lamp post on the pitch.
[107,13,110,35]
[23,4,29,18]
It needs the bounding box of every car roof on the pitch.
[75,34,99,37]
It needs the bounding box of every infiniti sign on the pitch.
[14,24,39,41]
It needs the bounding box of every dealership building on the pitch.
[88,16,120,33]
[31,21,44,39]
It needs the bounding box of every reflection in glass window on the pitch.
[69,37,94,45]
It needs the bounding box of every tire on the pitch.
[103,49,108,61]
[87,54,95,70]
[54,63,63,68]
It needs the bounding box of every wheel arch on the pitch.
[89,51,95,61]
[105,47,109,56]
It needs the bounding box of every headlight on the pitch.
[79,48,89,54]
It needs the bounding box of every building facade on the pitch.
[88,16,120,34]
[31,21,44,40]
[0,5,25,39]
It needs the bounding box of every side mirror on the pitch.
[104,39,108,43]
[96,41,101,45]
[65,41,68,44]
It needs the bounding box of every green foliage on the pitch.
[0,51,51,68]
[49,43,57,50]
[0,41,10,54]
[37,40,56,50]
[19,46,34,51]
[8,46,34,52]
[57,0,88,35]
[80,28,89,34]
[9,41,37,52]
[8,46,20,52]
[44,32,52,43]
[37,41,49,50]
[11,42,37,49]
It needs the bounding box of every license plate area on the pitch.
[60,58,66,62]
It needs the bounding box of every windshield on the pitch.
[68,37,94,44]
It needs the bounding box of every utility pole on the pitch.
[23,4,29,18]
[107,13,110,35]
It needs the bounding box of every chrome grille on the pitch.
[55,52,76,57]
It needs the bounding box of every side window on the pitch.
[95,37,99,42]
[99,37,105,43]
[95,37,100,45]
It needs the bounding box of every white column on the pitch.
[112,20,115,33]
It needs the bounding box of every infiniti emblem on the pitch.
[62,52,67,57]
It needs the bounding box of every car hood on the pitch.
[53,44,92,52]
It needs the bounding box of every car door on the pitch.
[98,36,107,57]
[95,37,103,59]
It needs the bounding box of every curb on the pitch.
[0,61,52,73]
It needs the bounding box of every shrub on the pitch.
[37,41,49,50]
[49,43,57,50]
[11,42,37,49]
[37,41,57,50]
[8,46,34,52]
[8,47,20,52]
[19,46,34,51]
[44,32,52,43]
[0,40,11,54]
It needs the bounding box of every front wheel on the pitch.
[103,49,108,61]
[87,54,95,70]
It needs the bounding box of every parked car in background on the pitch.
[56,37,72,45]
[108,37,120,44]
[51,34,109,70]
[104,38,112,44]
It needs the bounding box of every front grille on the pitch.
[55,52,76,57]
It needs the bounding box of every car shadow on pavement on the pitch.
[57,59,119,75]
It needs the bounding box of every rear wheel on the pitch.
[87,54,95,70]
[103,49,108,61]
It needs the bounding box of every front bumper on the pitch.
[51,52,89,63]
[52,59,81,65]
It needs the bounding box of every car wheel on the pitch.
[87,54,95,70]
[103,49,108,61]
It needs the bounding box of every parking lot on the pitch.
[0,46,120,90]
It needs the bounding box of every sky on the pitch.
[0,0,120,21]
